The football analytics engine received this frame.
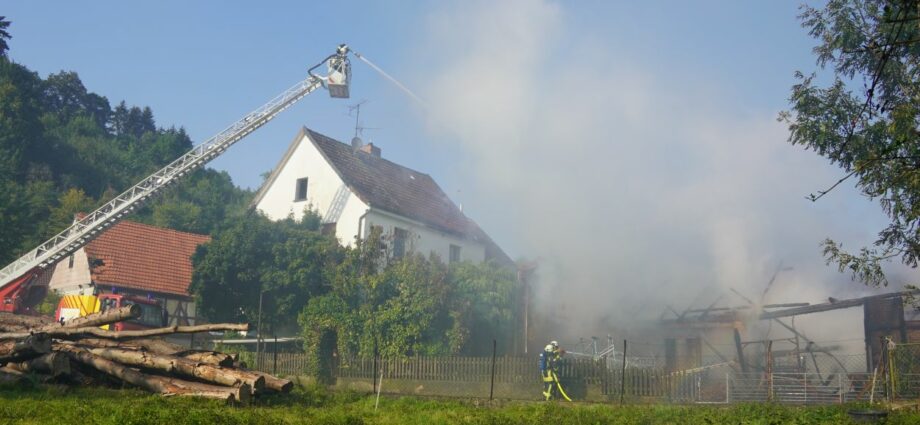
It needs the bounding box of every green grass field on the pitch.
[1,384,918,424]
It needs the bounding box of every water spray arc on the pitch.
[352,50,429,110]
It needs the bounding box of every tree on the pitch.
[190,211,342,331]
[781,0,920,288]
[0,53,251,274]
[43,71,110,128]
[299,225,519,376]
[446,261,518,355]
[0,17,10,58]
[42,188,96,237]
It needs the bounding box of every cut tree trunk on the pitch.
[59,345,250,404]
[38,305,141,331]
[87,347,265,394]
[0,313,52,331]
[128,338,187,355]
[175,351,235,367]
[245,370,293,393]
[0,334,51,364]
[73,339,233,367]
[71,337,181,353]
[0,323,249,341]
[7,352,71,377]
[0,367,24,384]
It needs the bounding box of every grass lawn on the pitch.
[1,384,918,424]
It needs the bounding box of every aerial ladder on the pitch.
[0,44,353,313]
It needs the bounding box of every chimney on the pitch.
[359,142,381,157]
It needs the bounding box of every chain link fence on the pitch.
[890,342,920,399]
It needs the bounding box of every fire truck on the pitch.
[0,44,353,315]
[54,293,167,331]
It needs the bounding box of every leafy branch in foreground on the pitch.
[783,0,920,290]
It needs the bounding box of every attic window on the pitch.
[295,178,308,201]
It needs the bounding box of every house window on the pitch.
[370,225,387,251]
[449,245,461,263]
[393,227,408,259]
[294,177,308,201]
[68,254,75,269]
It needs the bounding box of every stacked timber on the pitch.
[0,308,291,404]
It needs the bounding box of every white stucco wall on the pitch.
[365,209,486,263]
[334,194,368,247]
[256,133,351,222]
[256,132,487,261]
[48,248,92,294]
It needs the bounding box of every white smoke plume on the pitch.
[410,0,912,345]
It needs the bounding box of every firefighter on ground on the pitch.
[540,340,562,400]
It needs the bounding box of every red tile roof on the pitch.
[77,215,210,297]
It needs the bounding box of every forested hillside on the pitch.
[0,56,251,266]
[0,21,520,361]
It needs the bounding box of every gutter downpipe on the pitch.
[357,209,370,242]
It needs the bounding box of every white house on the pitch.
[252,127,511,265]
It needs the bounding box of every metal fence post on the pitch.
[372,341,378,394]
[886,338,893,403]
[803,372,807,405]
[620,340,627,404]
[838,374,844,404]
[725,372,730,403]
[696,374,701,402]
[766,341,773,402]
[767,372,773,401]
[489,339,497,401]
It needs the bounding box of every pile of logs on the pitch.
[0,306,292,404]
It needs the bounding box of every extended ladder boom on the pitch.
[0,45,352,303]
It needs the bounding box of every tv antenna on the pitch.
[346,100,379,143]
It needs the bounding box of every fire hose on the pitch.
[550,370,573,402]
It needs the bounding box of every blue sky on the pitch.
[5,1,903,323]
[6,1,813,190]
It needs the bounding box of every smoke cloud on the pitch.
[411,0,910,344]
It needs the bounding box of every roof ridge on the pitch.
[75,212,209,240]
[304,128,432,178]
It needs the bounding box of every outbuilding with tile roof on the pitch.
[46,217,210,326]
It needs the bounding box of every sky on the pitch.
[6,1,915,337]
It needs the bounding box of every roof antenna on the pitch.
[347,100,366,148]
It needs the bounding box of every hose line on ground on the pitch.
[551,371,573,402]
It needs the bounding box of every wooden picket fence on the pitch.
[337,356,537,383]
[252,351,310,376]
[248,353,705,400]
[336,356,702,399]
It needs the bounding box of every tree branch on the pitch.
[808,169,860,202]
